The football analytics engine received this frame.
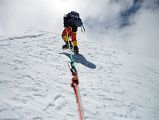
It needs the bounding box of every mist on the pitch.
[0,0,159,58]
[0,0,77,33]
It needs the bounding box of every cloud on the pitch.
[112,0,159,58]
[0,0,159,58]
[0,0,77,33]
[120,6,159,58]
[78,0,159,58]
[0,0,129,34]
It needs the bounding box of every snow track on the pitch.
[0,31,159,120]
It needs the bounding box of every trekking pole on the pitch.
[66,28,74,62]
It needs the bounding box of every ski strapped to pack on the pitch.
[81,25,85,33]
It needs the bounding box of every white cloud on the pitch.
[0,0,159,58]
[0,0,77,33]
[0,0,129,34]
[121,7,159,58]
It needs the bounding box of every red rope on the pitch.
[72,84,84,120]
[67,42,84,120]
[72,73,84,120]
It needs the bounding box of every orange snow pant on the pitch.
[62,27,78,46]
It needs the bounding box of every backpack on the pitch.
[64,11,83,27]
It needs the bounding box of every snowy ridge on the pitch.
[0,31,159,120]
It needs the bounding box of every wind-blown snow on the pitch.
[0,31,159,120]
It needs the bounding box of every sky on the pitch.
[0,0,159,58]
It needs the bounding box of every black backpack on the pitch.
[64,11,83,27]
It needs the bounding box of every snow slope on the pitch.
[0,31,159,120]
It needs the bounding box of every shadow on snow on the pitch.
[61,52,96,69]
